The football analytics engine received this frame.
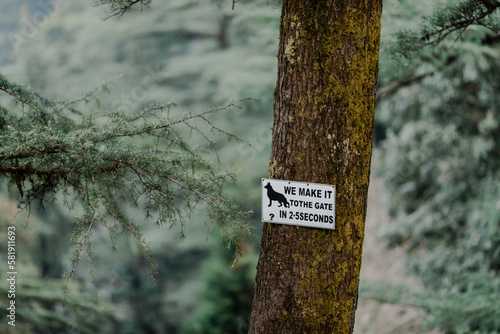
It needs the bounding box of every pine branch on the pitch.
[98,0,152,19]
[394,0,500,57]
[0,74,252,289]
[376,71,433,103]
[0,74,60,116]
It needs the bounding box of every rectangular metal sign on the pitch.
[261,178,335,230]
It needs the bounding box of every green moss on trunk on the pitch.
[249,1,382,333]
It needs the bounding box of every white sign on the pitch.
[261,178,335,230]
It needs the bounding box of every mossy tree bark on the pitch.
[248,1,382,333]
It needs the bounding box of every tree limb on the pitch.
[0,144,69,161]
[396,0,500,57]
[376,72,433,103]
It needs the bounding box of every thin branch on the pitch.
[376,72,433,103]
[0,73,60,115]
[98,0,151,19]
[396,0,500,57]
[0,166,68,175]
[0,144,69,161]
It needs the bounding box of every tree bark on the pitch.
[248,1,382,333]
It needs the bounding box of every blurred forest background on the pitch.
[0,0,499,333]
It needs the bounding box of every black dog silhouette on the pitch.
[264,183,290,208]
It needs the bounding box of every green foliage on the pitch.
[392,0,500,58]
[180,245,256,334]
[360,279,500,334]
[0,279,115,334]
[0,0,279,332]
[374,0,500,332]
[99,0,152,18]
[0,72,251,288]
[0,196,115,334]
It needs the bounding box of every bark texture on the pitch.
[248,1,382,333]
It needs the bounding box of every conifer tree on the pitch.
[248,1,383,333]
[371,0,500,332]
[0,52,249,283]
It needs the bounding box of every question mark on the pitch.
[270,214,275,220]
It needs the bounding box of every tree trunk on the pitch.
[248,1,382,333]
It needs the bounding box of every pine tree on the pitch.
[369,0,500,332]
[0,43,250,286]
[248,1,383,333]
